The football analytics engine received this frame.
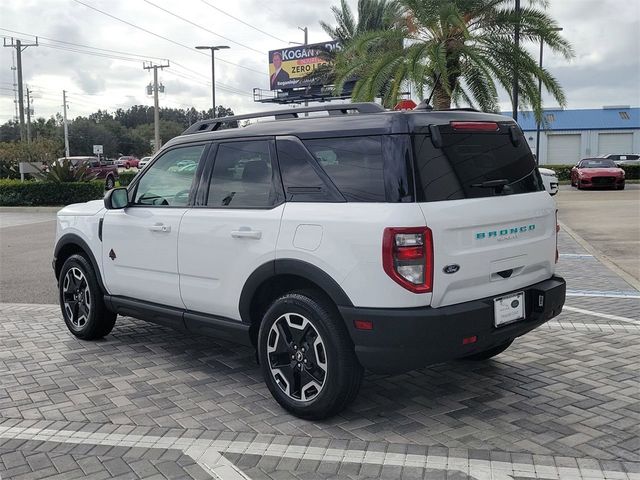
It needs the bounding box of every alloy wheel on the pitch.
[266,313,328,402]
[62,267,92,329]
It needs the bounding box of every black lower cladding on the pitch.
[339,276,566,374]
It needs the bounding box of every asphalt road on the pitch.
[1,185,638,304]
[555,184,640,286]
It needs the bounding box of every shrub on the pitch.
[118,171,138,186]
[543,164,639,180]
[33,158,96,183]
[0,179,105,206]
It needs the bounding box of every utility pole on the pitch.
[63,90,70,157]
[195,46,229,118]
[512,0,520,121]
[143,61,170,152]
[26,87,32,144]
[3,37,39,141]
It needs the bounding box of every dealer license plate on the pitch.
[494,292,525,327]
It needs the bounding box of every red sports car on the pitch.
[570,158,625,190]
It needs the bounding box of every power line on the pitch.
[69,0,266,76]
[200,0,288,43]
[1,31,251,97]
[141,0,264,55]
[0,27,166,62]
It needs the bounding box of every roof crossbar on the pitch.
[181,102,385,135]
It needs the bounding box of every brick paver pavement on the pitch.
[0,231,638,479]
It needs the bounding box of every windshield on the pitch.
[580,159,617,168]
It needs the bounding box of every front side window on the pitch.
[206,140,280,208]
[133,144,205,206]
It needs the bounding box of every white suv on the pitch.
[53,103,566,419]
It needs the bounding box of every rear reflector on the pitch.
[462,335,477,345]
[354,320,373,331]
[450,121,499,132]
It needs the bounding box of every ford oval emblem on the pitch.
[443,264,460,274]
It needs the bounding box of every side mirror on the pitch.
[104,187,129,209]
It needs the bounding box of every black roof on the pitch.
[163,103,514,150]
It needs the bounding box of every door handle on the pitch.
[231,229,262,239]
[149,223,171,233]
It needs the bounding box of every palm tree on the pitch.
[312,0,402,88]
[321,0,402,44]
[332,0,574,117]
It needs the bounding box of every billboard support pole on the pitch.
[298,27,309,115]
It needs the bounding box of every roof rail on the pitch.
[181,102,385,135]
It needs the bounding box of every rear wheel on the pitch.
[59,254,116,340]
[105,175,115,190]
[258,291,363,420]
[463,340,513,361]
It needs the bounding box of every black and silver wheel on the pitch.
[59,254,116,340]
[258,291,363,419]
[105,175,115,190]
[463,339,513,361]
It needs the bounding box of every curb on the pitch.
[559,221,640,291]
[0,206,62,213]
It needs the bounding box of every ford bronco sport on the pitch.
[53,103,566,419]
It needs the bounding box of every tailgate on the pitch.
[420,191,557,307]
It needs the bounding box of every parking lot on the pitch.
[1,187,639,480]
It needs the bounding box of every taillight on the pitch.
[450,121,499,132]
[382,227,433,293]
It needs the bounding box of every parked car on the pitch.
[538,167,559,196]
[116,156,139,169]
[600,153,640,167]
[53,103,565,419]
[138,156,153,169]
[570,158,625,190]
[57,156,118,189]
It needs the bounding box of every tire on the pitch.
[577,180,583,190]
[463,340,513,361]
[258,290,364,420]
[125,162,130,169]
[105,175,115,190]
[618,183,625,190]
[59,254,116,340]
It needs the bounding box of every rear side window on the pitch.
[413,126,543,202]
[303,136,386,202]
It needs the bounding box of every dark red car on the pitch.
[60,156,119,190]
[570,158,625,190]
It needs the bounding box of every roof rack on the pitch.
[182,102,385,135]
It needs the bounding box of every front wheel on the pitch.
[59,254,116,340]
[617,183,625,190]
[258,291,363,420]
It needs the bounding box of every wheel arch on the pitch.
[54,234,106,293]
[240,259,354,346]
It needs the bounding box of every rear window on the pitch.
[412,126,543,202]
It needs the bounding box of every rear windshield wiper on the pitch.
[471,179,509,189]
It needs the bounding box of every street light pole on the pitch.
[196,45,230,118]
[535,27,563,165]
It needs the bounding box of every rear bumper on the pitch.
[339,276,566,374]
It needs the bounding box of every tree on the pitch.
[315,0,402,88]
[332,0,574,117]
[0,138,64,178]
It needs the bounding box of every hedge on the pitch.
[543,164,639,181]
[118,171,138,186]
[0,180,105,206]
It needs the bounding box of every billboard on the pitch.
[268,41,339,90]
